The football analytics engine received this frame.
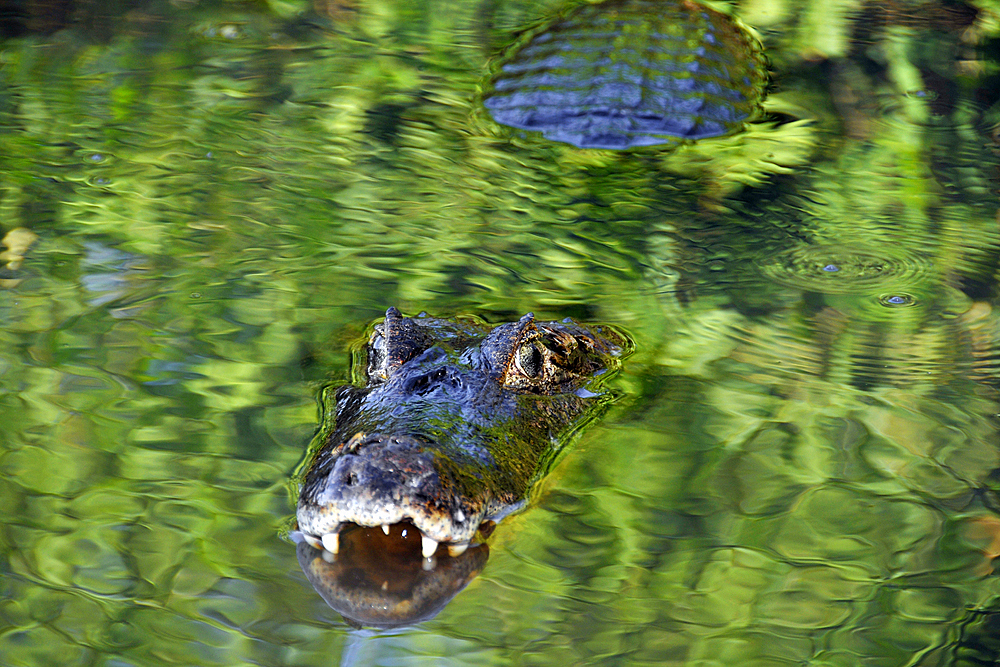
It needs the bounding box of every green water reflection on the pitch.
[1,0,999,664]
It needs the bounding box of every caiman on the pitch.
[295,307,629,564]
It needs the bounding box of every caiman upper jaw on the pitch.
[296,433,482,557]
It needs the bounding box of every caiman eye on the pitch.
[516,343,543,378]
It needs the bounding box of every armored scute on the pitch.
[481,0,767,148]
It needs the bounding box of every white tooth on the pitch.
[303,534,322,550]
[381,580,388,591]
[322,532,340,554]
[382,524,390,535]
[421,535,439,558]
[447,543,469,557]
[322,550,336,564]
[422,556,437,571]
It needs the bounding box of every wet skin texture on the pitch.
[296,308,629,555]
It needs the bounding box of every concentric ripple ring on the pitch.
[758,245,931,293]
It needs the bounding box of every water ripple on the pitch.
[758,244,931,294]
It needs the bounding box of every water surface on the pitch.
[1,0,1000,665]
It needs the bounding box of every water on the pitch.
[1,0,999,665]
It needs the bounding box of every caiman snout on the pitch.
[298,433,480,558]
[325,435,439,503]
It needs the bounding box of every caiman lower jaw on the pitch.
[296,501,483,559]
[299,530,473,560]
[297,522,475,559]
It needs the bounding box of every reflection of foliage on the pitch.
[658,94,819,198]
[741,0,999,61]
[0,0,998,664]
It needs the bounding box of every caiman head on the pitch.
[295,307,628,561]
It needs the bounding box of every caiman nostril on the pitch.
[401,367,452,395]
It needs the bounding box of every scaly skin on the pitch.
[296,308,629,557]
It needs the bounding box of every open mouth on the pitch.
[296,432,496,558]
[294,521,491,627]
[294,520,490,560]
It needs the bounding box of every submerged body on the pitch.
[481,0,767,148]
[296,308,628,559]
